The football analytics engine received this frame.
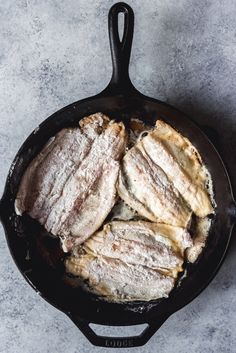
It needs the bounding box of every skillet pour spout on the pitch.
[1,2,236,348]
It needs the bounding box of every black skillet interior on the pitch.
[0,2,236,348]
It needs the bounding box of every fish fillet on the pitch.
[15,113,127,251]
[66,220,192,301]
[142,120,213,217]
[84,221,192,273]
[117,142,192,227]
[66,254,175,301]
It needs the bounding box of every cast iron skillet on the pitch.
[0,2,236,348]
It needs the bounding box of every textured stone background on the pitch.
[0,0,236,352]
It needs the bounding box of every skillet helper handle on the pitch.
[102,2,136,95]
[69,315,169,348]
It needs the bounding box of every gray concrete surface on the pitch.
[0,0,236,352]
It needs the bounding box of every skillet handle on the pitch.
[69,315,169,348]
[102,2,137,95]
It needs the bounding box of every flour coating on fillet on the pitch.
[15,113,127,251]
[143,120,213,217]
[66,253,175,301]
[66,220,193,301]
[117,142,192,227]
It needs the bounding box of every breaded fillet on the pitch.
[15,113,127,251]
[142,120,213,217]
[117,142,192,227]
[66,254,175,301]
[84,221,192,273]
[65,221,192,301]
